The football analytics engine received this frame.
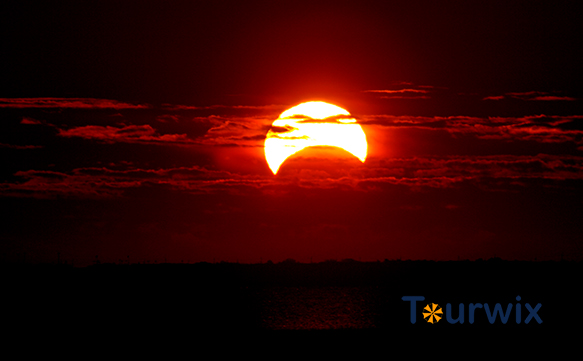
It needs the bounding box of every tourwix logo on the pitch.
[402,296,542,324]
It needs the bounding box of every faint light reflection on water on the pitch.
[258,286,382,330]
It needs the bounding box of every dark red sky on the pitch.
[1,1,582,266]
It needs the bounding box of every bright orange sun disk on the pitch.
[264,101,368,174]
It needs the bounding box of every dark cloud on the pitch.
[0,143,43,149]
[156,114,180,123]
[268,134,309,140]
[57,125,194,145]
[378,95,431,100]
[363,89,430,94]
[296,115,357,123]
[20,117,44,125]
[163,104,283,111]
[360,114,583,145]
[195,115,272,147]
[4,154,581,199]
[0,98,150,109]
[1,166,238,198]
[363,85,434,99]
[270,125,297,133]
[483,95,505,101]
[531,96,577,101]
[483,91,578,101]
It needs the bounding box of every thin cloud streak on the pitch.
[0,143,43,149]
[363,88,432,100]
[378,95,431,100]
[483,91,577,101]
[57,125,195,145]
[360,114,583,144]
[163,104,284,111]
[3,154,582,198]
[363,89,430,94]
[194,115,272,147]
[0,98,150,109]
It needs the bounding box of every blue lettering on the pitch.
[484,303,513,324]
[402,296,425,324]
[516,296,522,324]
[469,303,482,324]
[524,303,542,324]
[446,303,464,324]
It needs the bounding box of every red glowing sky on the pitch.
[1,1,582,265]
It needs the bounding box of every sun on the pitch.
[264,101,368,174]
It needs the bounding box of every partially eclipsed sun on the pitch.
[264,101,368,174]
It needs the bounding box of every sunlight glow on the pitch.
[264,101,368,174]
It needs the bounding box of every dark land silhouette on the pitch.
[3,259,579,339]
